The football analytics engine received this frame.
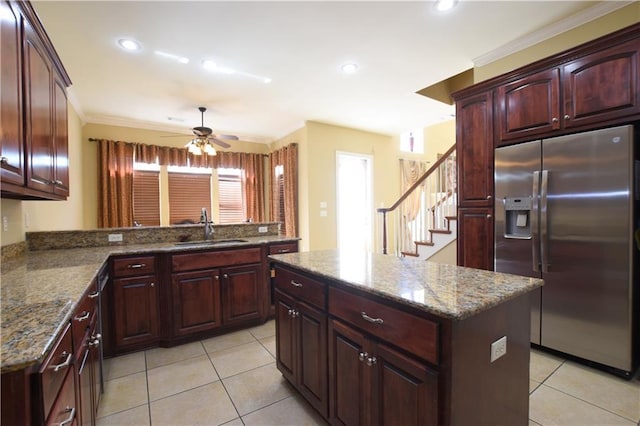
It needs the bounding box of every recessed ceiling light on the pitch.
[434,0,457,12]
[117,38,141,51]
[341,63,359,74]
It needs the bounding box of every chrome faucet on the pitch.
[200,208,215,240]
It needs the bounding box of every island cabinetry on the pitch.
[1,1,71,200]
[268,241,299,255]
[111,255,159,351]
[170,247,264,339]
[328,287,439,426]
[274,266,328,417]
[496,38,640,144]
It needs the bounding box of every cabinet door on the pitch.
[172,269,221,336]
[221,264,262,325]
[52,75,69,197]
[371,343,438,426]
[457,207,494,271]
[297,301,328,418]
[496,68,560,142]
[113,275,159,347]
[563,38,640,129]
[275,289,296,385]
[328,319,368,426]
[0,1,24,186]
[77,340,93,426]
[23,18,54,193]
[456,91,494,208]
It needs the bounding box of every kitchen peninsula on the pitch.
[270,250,544,425]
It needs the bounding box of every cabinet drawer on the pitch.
[274,267,326,310]
[71,289,98,350]
[39,323,73,420]
[268,242,298,255]
[113,255,156,278]
[45,366,76,426]
[329,287,438,365]
[172,248,261,272]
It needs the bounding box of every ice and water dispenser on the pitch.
[503,197,532,239]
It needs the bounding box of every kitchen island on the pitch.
[270,250,544,426]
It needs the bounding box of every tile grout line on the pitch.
[144,349,153,426]
[202,339,245,424]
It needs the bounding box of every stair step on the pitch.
[445,215,457,221]
[401,251,420,257]
[430,229,452,235]
[415,241,435,247]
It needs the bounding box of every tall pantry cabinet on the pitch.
[0,0,71,200]
[453,23,640,271]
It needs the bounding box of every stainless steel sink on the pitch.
[175,239,248,246]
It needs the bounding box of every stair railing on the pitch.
[377,144,456,255]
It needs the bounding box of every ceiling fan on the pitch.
[166,107,239,155]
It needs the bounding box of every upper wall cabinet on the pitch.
[0,0,71,200]
[496,35,640,145]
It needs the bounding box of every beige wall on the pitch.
[475,3,640,82]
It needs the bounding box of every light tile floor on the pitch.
[98,320,640,426]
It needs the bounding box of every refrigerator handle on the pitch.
[532,171,541,272]
[540,170,550,273]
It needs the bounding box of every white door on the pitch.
[336,152,373,252]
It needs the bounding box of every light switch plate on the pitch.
[490,336,507,362]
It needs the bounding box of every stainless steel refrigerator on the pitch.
[494,125,637,376]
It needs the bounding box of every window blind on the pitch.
[133,170,160,226]
[168,172,211,224]
[218,171,245,223]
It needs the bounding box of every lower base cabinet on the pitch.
[113,275,159,348]
[172,269,222,336]
[275,289,328,417]
[328,319,438,426]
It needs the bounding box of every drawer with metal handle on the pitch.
[37,323,73,422]
[273,266,326,310]
[45,365,76,426]
[113,255,156,278]
[329,286,439,365]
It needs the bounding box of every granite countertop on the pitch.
[0,235,297,373]
[269,250,543,321]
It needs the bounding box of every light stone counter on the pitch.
[0,236,297,373]
[269,249,543,320]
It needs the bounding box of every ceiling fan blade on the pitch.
[209,137,231,148]
[217,134,239,141]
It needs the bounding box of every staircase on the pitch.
[377,145,456,260]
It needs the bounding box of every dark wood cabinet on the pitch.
[328,319,438,426]
[113,274,159,349]
[0,1,24,186]
[455,91,494,208]
[496,68,561,142]
[221,264,262,325]
[563,38,640,129]
[457,208,494,271]
[0,0,71,200]
[171,269,222,336]
[274,266,328,418]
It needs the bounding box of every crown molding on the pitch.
[473,1,633,67]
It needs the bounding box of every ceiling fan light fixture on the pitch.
[434,0,457,12]
[203,143,217,156]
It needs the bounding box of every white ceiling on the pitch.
[32,1,618,143]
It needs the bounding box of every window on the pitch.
[168,167,212,224]
[218,168,245,223]
[133,169,160,226]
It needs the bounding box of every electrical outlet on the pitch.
[258,226,268,233]
[490,336,507,362]
[2,216,8,232]
[108,233,123,242]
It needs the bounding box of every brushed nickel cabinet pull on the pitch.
[88,291,99,299]
[290,280,303,288]
[56,407,76,426]
[564,114,570,120]
[74,311,90,322]
[366,356,377,366]
[51,352,72,372]
[0,157,8,164]
[278,248,291,253]
[127,263,145,269]
[361,312,384,325]
[358,352,368,362]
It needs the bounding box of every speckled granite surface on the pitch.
[269,250,543,321]
[0,234,297,373]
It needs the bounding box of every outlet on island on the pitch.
[108,233,123,242]
[258,226,268,233]
[490,336,507,362]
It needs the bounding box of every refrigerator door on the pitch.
[541,125,633,371]
[495,140,542,344]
